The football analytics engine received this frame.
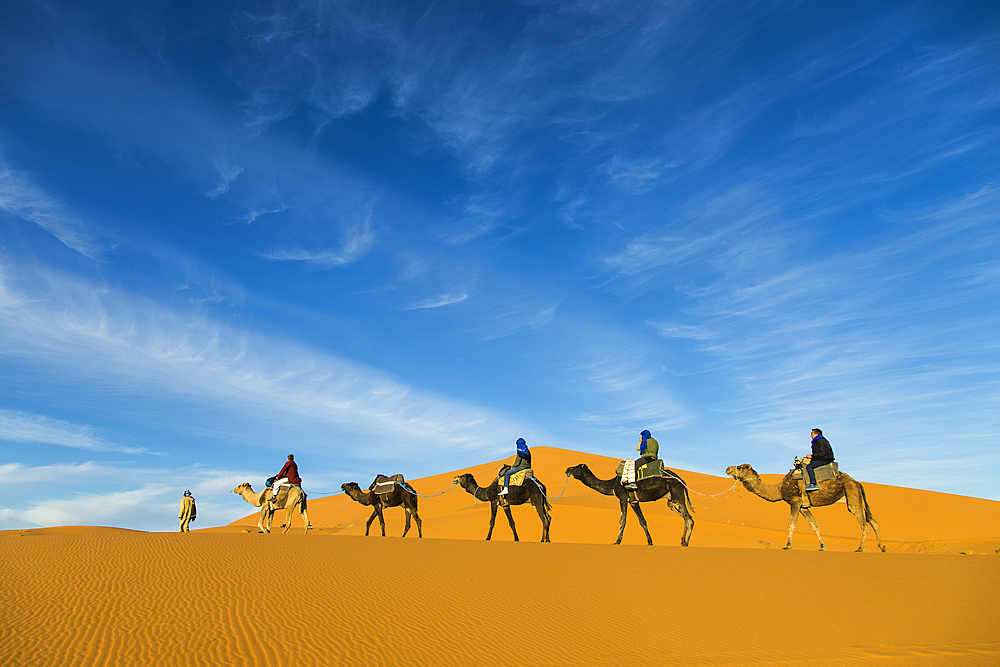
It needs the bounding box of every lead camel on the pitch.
[233,482,310,534]
[725,463,885,552]
[565,464,695,546]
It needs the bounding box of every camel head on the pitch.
[340,482,364,497]
[725,464,758,481]
[453,473,475,489]
[233,482,254,495]
[565,464,588,479]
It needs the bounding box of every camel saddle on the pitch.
[268,483,300,506]
[616,459,668,485]
[791,462,839,483]
[495,468,533,489]
[370,474,405,498]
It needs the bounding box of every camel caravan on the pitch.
[230,429,886,551]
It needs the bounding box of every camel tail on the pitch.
[668,470,696,514]
[534,481,552,512]
[684,484,695,515]
[859,483,874,522]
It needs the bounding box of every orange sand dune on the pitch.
[225,447,1000,554]
[3,531,998,666]
[5,447,999,666]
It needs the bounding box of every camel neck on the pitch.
[350,490,373,506]
[574,466,617,496]
[741,476,783,502]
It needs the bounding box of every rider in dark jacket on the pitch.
[805,429,835,491]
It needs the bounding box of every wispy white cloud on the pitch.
[612,184,1000,493]
[0,258,549,458]
[480,301,561,341]
[0,409,153,455]
[0,167,106,258]
[403,292,469,310]
[257,211,376,267]
[236,204,287,225]
[206,159,243,197]
[648,321,713,341]
[443,194,509,245]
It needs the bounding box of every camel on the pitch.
[725,464,885,552]
[453,468,551,542]
[340,480,423,537]
[565,464,695,546]
[233,482,310,535]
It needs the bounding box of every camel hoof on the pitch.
[783,546,792,550]
[820,546,827,551]
[880,545,886,553]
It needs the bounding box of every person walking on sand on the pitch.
[804,428,835,492]
[178,490,196,532]
[271,454,302,501]
[499,438,531,496]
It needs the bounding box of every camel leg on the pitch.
[486,501,497,541]
[784,501,803,549]
[532,499,551,543]
[402,509,412,538]
[799,508,826,551]
[257,506,268,533]
[364,509,378,536]
[300,502,310,534]
[615,496,628,545]
[375,506,387,537]
[631,502,653,546]
[667,500,694,547]
[865,512,885,553]
[404,490,423,538]
[849,484,886,553]
[503,505,519,542]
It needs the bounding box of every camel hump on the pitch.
[369,473,405,490]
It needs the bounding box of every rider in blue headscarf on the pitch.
[636,429,659,468]
[500,437,532,496]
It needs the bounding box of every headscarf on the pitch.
[516,437,529,456]
[184,490,192,497]
[639,430,651,454]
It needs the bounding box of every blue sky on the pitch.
[1,0,998,531]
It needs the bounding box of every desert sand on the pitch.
[4,447,998,666]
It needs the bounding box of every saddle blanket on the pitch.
[616,459,667,484]
[638,459,665,481]
[791,462,839,482]
[373,481,397,495]
[497,468,532,488]
[269,484,302,504]
[370,474,405,497]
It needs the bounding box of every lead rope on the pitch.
[528,473,571,502]
[663,472,739,497]
[394,480,460,498]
